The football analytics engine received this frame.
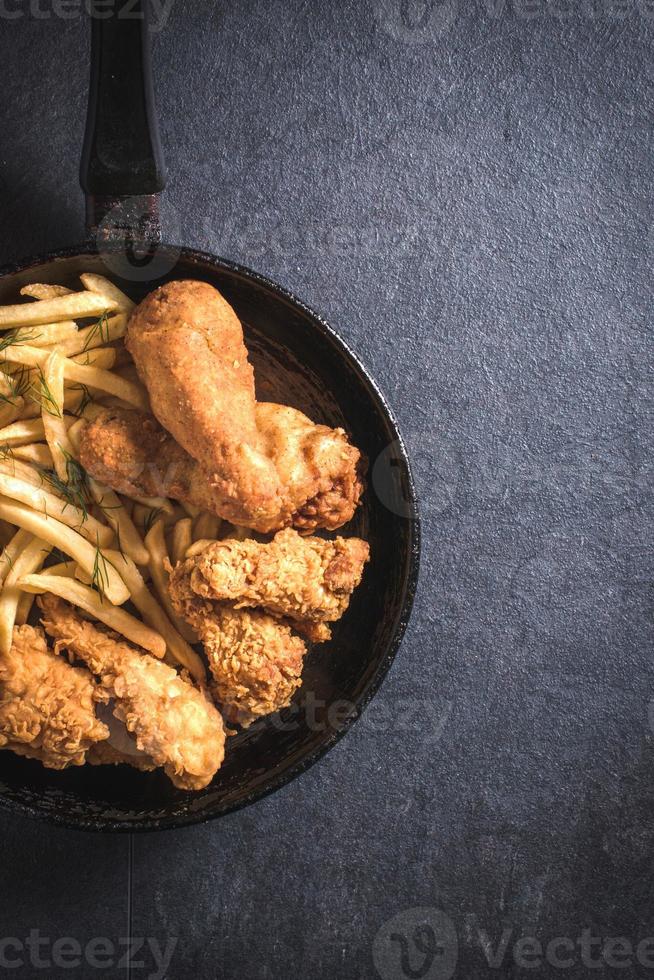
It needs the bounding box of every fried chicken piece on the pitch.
[256,402,364,532]
[183,528,370,630]
[79,403,364,533]
[87,738,156,773]
[169,561,306,727]
[0,624,108,769]
[87,703,157,773]
[79,407,220,512]
[127,280,283,527]
[38,595,225,790]
[125,280,364,530]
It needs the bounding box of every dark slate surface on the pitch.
[0,1,653,978]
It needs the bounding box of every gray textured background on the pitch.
[0,1,653,978]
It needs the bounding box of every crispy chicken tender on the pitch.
[87,738,155,772]
[168,561,306,728]
[38,595,226,790]
[79,404,364,533]
[0,624,108,769]
[127,280,283,527]
[183,528,370,630]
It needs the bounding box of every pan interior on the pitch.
[0,246,418,831]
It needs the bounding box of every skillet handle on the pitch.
[80,0,166,243]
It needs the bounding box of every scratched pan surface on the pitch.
[0,244,419,832]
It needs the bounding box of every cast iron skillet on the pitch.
[0,3,419,832]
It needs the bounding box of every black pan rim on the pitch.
[0,241,421,833]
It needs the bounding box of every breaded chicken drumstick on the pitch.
[80,404,363,533]
[127,280,283,528]
[124,280,364,531]
[39,595,226,790]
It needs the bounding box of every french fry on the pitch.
[67,400,105,423]
[15,592,34,626]
[74,565,92,585]
[41,560,77,577]
[0,368,25,428]
[66,417,87,450]
[54,313,127,357]
[18,574,166,659]
[41,352,75,482]
[133,495,175,516]
[171,518,193,566]
[107,550,205,682]
[0,399,24,429]
[80,274,134,313]
[144,521,198,644]
[65,361,147,410]
[0,346,148,410]
[0,497,129,604]
[185,538,218,559]
[180,501,201,519]
[0,457,52,492]
[16,538,56,625]
[0,471,112,547]
[0,417,46,446]
[11,443,53,468]
[0,521,16,551]
[20,284,73,300]
[71,347,117,371]
[88,479,149,565]
[14,322,78,347]
[193,511,221,542]
[0,370,15,399]
[131,503,179,532]
[0,536,52,654]
[68,419,149,565]
[0,292,117,329]
[0,528,32,590]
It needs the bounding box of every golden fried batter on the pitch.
[256,403,364,532]
[39,595,226,790]
[87,737,156,773]
[169,560,306,728]
[0,624,108,769]
[185,528,370,628]
[127,280,283,527]
[79,407,220,511]
[79,403,364,533]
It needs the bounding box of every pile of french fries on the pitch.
[0,273,227,685]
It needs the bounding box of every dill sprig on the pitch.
[91,542,115,601]
[82,311,110,353]
[42,452,91,519]
[93,490,122,515]
[69,384,93,417]
[143,507,163,536]
[0,366,30,406]
[26,366,62,417]
[0,328,39,355]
